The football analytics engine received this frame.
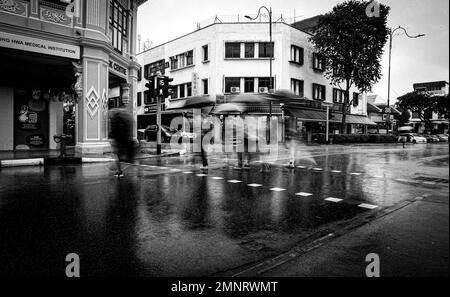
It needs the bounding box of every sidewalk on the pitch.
[254,193,449,277]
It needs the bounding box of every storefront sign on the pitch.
[0,31,80,59]
[109,60,127,77]
[144,104,157,113]
[192,72,199,96]
[26,134,45,147]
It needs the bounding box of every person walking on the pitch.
[109,105,134,178]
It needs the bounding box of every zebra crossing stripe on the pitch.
[325,197,343,203]
[211,177,224,180]
[270,188,286,192]
[358,203,378,209]
[228,180,242,183]
[248,184,263,187]
[296,192,313,197]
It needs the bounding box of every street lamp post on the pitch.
[386,26,425,133]
[245,7,273,143]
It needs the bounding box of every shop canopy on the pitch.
[285,108,377,125]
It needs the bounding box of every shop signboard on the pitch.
[0,31,80,59]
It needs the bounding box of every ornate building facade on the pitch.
[0,0,147,153]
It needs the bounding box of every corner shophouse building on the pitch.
[136,15,374,141]
[0,0,146,154]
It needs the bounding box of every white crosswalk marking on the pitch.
[358,203,378,209]
[325,197,343,203]
[373,175,384,178]
[331,170,342,173]
[313,168,323,171]
[270,188,286,192]
[296,166,307,169]
[296,192,313,197]
[211,177,224,180]
[228,180,242,183]
[183,172,193,174]
[248,184,263,187]
[196,174,208,177]
[351,172,362,176]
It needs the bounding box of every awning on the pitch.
[285,108,328,122]
[285,108,376,125]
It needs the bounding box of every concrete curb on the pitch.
[1,158,44,168]
[1,157,115,168]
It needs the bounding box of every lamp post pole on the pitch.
[386,26,425,134]
[245,6,273,143]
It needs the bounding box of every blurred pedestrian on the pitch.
[200,107,213,170]
[109,105,134,178]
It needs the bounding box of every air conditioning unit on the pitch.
[259,87,269,93]
[230,87,240,94]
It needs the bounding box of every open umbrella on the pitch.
[230,89,311,106]
[181,95,215,109]
[211,103,244,115]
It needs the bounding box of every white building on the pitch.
[135,15,373,141]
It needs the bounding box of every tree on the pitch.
[434,94,449,120]
[309,0,390,133]
[397,91,435,133]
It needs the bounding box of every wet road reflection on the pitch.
[0,144,448,276]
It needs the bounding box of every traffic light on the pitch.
[163,76,174,98]
[145,75,155,103]
[156,76,166,97]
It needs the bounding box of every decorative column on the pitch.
[74,46,111,154]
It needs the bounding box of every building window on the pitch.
[258,42,274,58]
[187,82,192,97]
[244,43,255,58]
[203,79,209,95]
[170,50,194,70]
[244,78,255,93]
[225,42,241,58]
[290,45,304,65]
[333,88,348,103]
[186,50,194,66]
[291,79,304,96]
[109,0,128,54]
[179,84,185,98]
[258,77,273,92]
[313,83,326,101]
[137,92,142,107]
[352,92,360,107]
[202,45,209,62]
[225,77,241,93]
[172,85,179,99]
[313,53,325,71]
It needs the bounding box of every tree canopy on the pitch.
[310,0,390,133]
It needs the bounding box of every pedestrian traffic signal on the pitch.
[145,76,155,102]
[156,76,166,97]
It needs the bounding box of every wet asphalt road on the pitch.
[0,144,448,276]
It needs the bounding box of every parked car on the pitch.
[437,134,449,142]
[399,133,427,143]
[429,135,441,142]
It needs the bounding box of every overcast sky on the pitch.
[137,0,449,102]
